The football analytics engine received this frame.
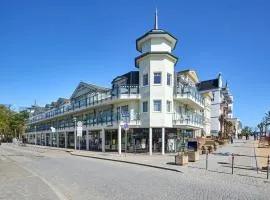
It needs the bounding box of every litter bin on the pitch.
[187,141,199,162]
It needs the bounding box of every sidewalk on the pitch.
[70,139,270,181]
[12,140,269,181]
[70,150,181,172]
[254,140,270,169]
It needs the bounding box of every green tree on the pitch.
[0,105,29,140]
[241,126,252,137]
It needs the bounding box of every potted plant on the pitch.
[175,141,188,165]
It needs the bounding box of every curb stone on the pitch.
[70,152,182,173]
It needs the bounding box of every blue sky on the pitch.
[1,0,270,127]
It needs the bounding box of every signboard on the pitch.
[50,127,56,133]
[77,121,83,137]
[123,123,129,131]
[77,121,83,127]
[187,141,197,152]
[77,126,83,137]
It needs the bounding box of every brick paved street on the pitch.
[0,140,269,200]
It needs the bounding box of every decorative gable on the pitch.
[70,82,110,100]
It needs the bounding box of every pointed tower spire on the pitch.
[154,8,158,30]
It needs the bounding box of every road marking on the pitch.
[21,165,69,200]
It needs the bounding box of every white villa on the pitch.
[25,11,238,155]
[197,73,241,137]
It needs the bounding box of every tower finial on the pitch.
[154,8,158,30]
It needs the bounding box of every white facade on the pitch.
[25,12,209,155]
[198,73,240,136]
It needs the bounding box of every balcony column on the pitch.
[56,132,59,148]
[50,133,52,146]
[38,133,40,145]
[162,127,165,155]
[118,124,121,154]
[149,128,152,156]
[86,130,89,150]
[44,133,47,146]
[64,132,67,148]
[101,129,105,152]
[177,128,181,153]
[35,133,37,145]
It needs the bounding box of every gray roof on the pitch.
[197,79,219,91]
[70,81,110,99]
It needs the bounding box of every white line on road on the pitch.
[22,167,69,200]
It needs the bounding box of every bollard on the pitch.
[206,152,208,170]
[266,155,269,179]
[232,153,234,175]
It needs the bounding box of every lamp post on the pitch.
[73,117,77,150]
[34,125,37,145]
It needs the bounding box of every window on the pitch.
[153,100,162,112]
[142,101,148,112]
[211,92,215,102]
[166,101,171,112]
[167,73,172,86]
[154,72,162,84]
[121,105,128,114]
[143,74,148,86]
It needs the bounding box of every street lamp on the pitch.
[73,117,77,150]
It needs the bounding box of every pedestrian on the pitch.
[230,135,233,144]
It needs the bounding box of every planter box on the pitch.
[175,153,188,166]
[187,151,199,162]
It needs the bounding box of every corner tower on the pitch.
[135,9,178,127]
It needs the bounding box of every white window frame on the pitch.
[153,100,162,112]
[153,72,162,85]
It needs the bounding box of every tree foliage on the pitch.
[241,126,252,136]
[0,105,29,139]
[257,111,270,136]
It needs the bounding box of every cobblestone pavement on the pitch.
[0,141,269,200]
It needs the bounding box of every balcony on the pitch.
[175,86,204,109]
[172,113,203,129]
[28,85,140,124]
[26,112,141,134]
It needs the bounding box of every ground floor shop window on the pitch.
[52,133,57,147]
[59,133,65,148]
[105,130,117,151]
[67,132,74,148]
[152,128,162,152]
[165,129,178,153]
[77,131,86,150]
[46,133,50,146]
[37,134,41,145]
[127,128,149,153]
[41,134,45,146]
[165,129,195,153]
[89,131,102,151]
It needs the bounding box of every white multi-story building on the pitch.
[25,11,207,155]
[197,73,240,137]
